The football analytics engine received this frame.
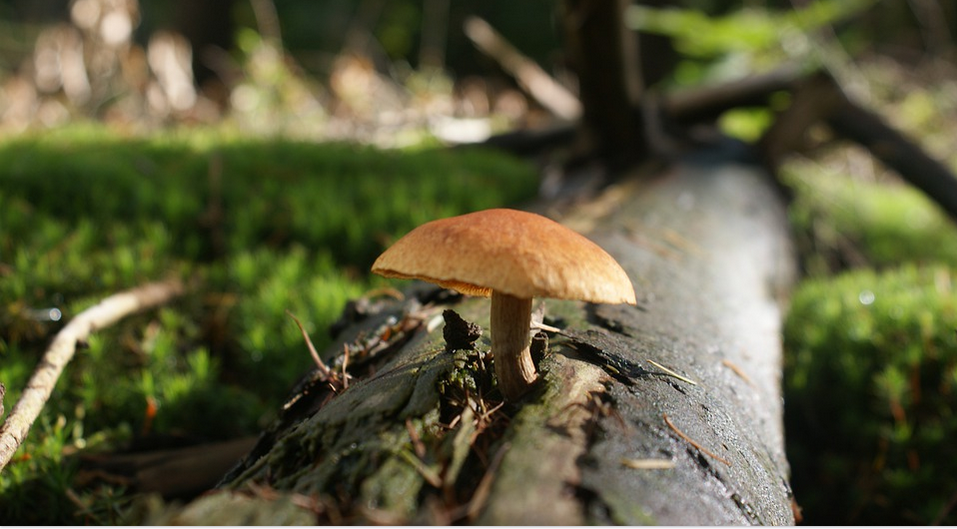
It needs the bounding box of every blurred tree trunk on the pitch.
[173,0,236,89]
[560,0,645,165]
[634,0,680,87]
[142,158,798,525]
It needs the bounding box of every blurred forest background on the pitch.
[0,0,956,524]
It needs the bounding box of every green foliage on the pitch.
[782,149,957,523]
[783,164,957,274]
[784,265,957,525]
[716,107,774,143]
[628,0,874,83]
[0,125,539,523]
[626,0,875,141]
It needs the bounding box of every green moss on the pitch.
[782,154,957,524]
[0,130,538,266]
[784,264,957,524]
[783,164,957,273]
[0,125,539,523]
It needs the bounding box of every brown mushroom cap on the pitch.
[372,208,636,304]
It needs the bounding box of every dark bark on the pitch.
[477,65,957,227]
[142,158,798,525]
[826,92,957,222]
[78,437,257,498]
[173,0,236,88]
[760,71,957,223]
[560,0,646,164]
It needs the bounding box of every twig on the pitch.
[406,418,426,459]
[398,449,442,488]
[463,16,582,121]
[663,413,731,467]
[341,345,350,390]
[285,310,332,377]
[721,359,755,387]
[0,278,186,472]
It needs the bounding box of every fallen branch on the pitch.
[463,16,582,121]
[760,71,957,222]
[826,86,957,222]
[0,278,186,472]
[78,436,257,498]
[663,66,802,125]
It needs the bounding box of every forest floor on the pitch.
[1,9,957,522]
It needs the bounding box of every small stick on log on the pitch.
[0,278,186,472]
[663,413,731,467]
[464,16,582,121]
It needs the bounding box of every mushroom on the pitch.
[371,208,636,400]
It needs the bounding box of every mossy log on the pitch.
[145,161,797,525]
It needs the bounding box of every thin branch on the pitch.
[722,359,755,387]
[826,86,957,222]
[464,16,582,121]
[760,71,957,223]
[465,441,510,522]
[249,0,282,44]
[0,278,186,472]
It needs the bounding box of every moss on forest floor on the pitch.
[782,162,957,525]
[3,122,957,524]
[0,126,539,524]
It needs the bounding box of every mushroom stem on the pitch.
[491,291,538,400]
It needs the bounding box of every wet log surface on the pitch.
[564,162,797,524]
[144,160,797,525]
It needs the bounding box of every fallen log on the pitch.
[144,155,797,525]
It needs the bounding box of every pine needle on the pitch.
[647,359,698,386]
[663,413,731,467]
